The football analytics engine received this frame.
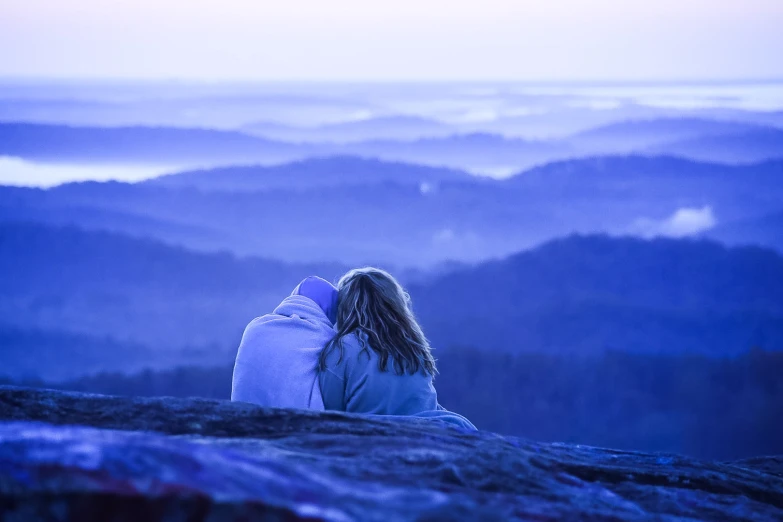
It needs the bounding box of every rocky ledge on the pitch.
[0,386,781,521]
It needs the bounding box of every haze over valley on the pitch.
[1,79,782,458]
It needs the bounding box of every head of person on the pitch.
[291,276,338,324]
[319,267,437,377]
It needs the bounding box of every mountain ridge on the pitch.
[147,155,477,192]
[0,122,309,165]
[2,223,782,377]
[3,154,782,264]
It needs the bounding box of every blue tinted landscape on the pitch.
[1,79,782,460]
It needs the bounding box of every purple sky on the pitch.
[1,0,782,80]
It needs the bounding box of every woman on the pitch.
[318,267,476,430]
[232,276,337,410]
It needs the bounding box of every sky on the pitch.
[1,0,782,81]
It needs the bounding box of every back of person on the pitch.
[317,267,477,430]
[232,276,337,410]
[319,331,438,415]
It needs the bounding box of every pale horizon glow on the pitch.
[1,0,782,81]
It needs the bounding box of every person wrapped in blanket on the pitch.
[318,268,475,431]
[232,272,475,431]
[231,276,338,409]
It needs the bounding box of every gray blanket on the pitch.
[231,295,335,410]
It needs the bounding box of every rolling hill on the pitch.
[0,222,346,350]
[2,224,782,382]
[0,122,313,166]
[342,132,574,175]
[649,129,783,164]
[0,326,169,381]
[3,118,779,180]
[148,156,476,192]
[705,210,783,253]
[569,118,769,153]
[242,115,454,143]
[412,235,783,356]
[2,156,782,265]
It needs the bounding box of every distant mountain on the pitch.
[2,156,782,266]
[243,116,455,143]
[508,155,769,185]
[412,235,783,357]
[3,225,782,382]
[0,178,526,266]
[0,122,314,166]
[505,156,783,230]
[341,133,575,175]
[0,196,217,244]
[454,107,783,142]
[570,118,769,153]
[148,156,475,192]
[685,108,783,129]
[0,89,378,130]
[0,326,185,382]
[0,122,570,176]
[649,129,783,164]
[10,119,778,183]
[0,222,346,349]
[0,222,455,379]
[319,116,453,140]
[705,210,783,253]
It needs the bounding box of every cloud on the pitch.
[631,206,716,238]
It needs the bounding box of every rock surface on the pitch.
[0,386,781,521]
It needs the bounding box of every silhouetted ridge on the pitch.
[3,156,782,263]
[4,222,781,362]
[571,118,771,149]
[0,222,346,354]
[0,122,305,164]
[649,128,783,163]
[412,234,783,356]
[148,155,474,191]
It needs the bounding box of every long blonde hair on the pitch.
[318,267,437,376]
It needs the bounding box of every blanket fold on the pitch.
[231,294,335,410]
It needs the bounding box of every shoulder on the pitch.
[241,314,274,336]
[322,332,377,374]
[338,331,371,356]
[323,331,367,362]
[246,314,276,327]
[241,313,288,335]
